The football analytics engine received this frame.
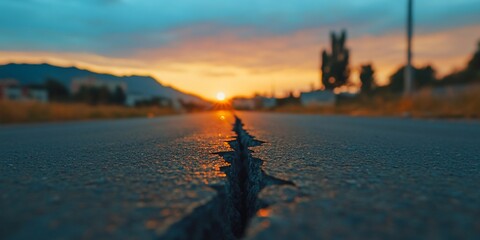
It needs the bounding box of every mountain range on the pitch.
[0,63,206,104]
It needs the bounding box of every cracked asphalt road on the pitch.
[0,112,235,239]
[237,112,480,240]
[1,111,480,239]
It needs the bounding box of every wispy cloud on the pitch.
[1,0,479,54]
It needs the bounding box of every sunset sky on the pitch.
[1,0,479,100]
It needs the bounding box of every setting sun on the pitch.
[216,92,226,101]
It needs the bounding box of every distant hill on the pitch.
[0,63,207,104]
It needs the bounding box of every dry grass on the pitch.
[273,85,480,119]
[2,86,478,124]
[0,101,176,124]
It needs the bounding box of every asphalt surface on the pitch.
[1,112,480,239]
[237,112,480,240]
[0,112,235,239]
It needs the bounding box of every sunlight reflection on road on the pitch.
[157,111,236,186]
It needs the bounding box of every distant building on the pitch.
[254,96,277,109]
[71,77,127,94]
[28,89,49,103]
[300,90,335,107]
[1,87,48,102]
[231,96,277,110]
[0,79,48,102]
[171,99,183,111]
[126,94,151,107]
[232,98,256,110]
[277,93,300,107]
[1,87,22,101]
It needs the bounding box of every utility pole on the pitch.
[404,0,414,96]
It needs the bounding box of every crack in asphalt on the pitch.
[160,115,295,240]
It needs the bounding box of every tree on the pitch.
[97,86,111,104]
[75,86,96,105]
[321,30,350,90]
[74,85,127,105]
[359,64,375,95]
[441,40,480,85]
[467,41,480,71]
[112,86,126,105]
[464,40,480,82]
[75,86,106,105]
[45,78,69,101]
[389,65,436,92]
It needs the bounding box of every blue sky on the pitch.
[1,0,479,54]
[1,0,479,98]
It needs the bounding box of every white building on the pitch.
[232,98,256,110]
[126,94,150,107]
[1,87,22,101]
[1,79,48,102]
[254,96,277,109]
[27,89,48,103]
[300,90,336,107]
[1,87,48,102]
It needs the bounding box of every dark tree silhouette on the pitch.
[321,30,350,90]
[75,86,105,105]
[135,97,171,107]
[389,65,436,92]
[467,41,480,71]
[112,86,126,105]
[74,85,127,105]
[360,64,375,95]
[97,86,111,104]
[441,41,480,85]
[45,78,69,101]
[75,86,92,104]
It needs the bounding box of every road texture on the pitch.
[0,112,234,239]
[237,112,480,240]
[1,111,479,239]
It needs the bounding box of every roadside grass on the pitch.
[0,101,176,124]
[2,86,479,124]
[273,85,480,119]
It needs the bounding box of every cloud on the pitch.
[0,0,479,55]
[132,25,328,72]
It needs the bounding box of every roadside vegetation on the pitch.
[272,35,480,119]
[274,86,480,119]
[0,101,175,124]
